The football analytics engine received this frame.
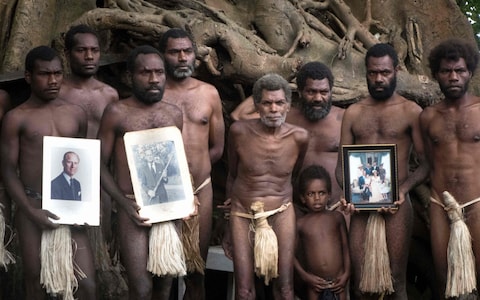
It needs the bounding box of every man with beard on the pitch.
[226,73,308,299]
[98,45,183,300]
[335,43,428,299]
[286,62,345,209]
[159,28,225,300]
[230,62,344,208]
[420,38,480,298]
[59,24,119,243]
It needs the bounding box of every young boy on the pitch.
[294,165,350,300]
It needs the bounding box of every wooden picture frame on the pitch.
[42,136,101,225]
[124,126,195,223]
[341,144,398,210]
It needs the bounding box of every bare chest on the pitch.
[430,114,480,144]
[351,112,408,143]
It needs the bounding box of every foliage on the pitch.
[458,0,480,46]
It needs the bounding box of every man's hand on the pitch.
[28,208,60,230]
[340,196,358,215]
[121,198,151,227]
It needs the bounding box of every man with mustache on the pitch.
[230,62,344,209]
[227,73,308,299]
[159,28,225,300]
[420,38,480,298]
[335,43,428,299]
[286,62,345,210]
[98,45,183,299]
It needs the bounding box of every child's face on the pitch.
[300,179,330,212]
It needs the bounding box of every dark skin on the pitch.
[230,79,345,207]
[295,178,350,300]
[59,31,119,242]
[285,78,345,207]
[0,89,12,300]
[420,57,480,298]
[335,55,428,299]
[226,89,308,300]
[162,36,225,300]
[0,57,95,300]
[98,53,183,300]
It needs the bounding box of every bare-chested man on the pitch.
[227,73,308,299]
[0,46,95,299]
[159,28,225,299]
[286,62,344,207]
[59,24,119,240]
[230,62,344,206]
[335,43,428,299]
[420,38,480,298]
[97,45,183,300]
[294,165,350,300]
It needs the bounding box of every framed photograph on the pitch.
[124,126,195,223]
[341,144,398,210]
[42,136,101,225]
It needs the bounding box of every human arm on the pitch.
[221,125,240,259]
[0,111,59,229]
[208,88,225,164]
[395,104,429,207]
[230,96,259,121]
[335,107,358,214]
[330,213,350,293]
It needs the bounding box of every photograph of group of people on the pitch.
[348,151,392,204]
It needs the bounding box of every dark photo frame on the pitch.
[341,144,398,210]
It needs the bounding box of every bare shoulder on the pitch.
[330,105,345,121]
[229,119,252,135]
[288,122,309,139]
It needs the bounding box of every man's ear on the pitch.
[24,71,31,84]
[125,71,132,86]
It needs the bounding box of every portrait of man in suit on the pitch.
[51,151,82,201]
[138,148,169,205]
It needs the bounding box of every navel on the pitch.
[201,116,208,124]
[474,135,480,142]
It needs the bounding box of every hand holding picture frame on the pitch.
[124,126,195,223]
[341,144,398,210]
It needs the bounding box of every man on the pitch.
[51,151,82,201]
[335,43,428,299]
[138,148,168,205]
[159,28,225,299]
[230,62,345,206]
[420,38,480,298]
[0,46,95,299]
[227,73,308,299]
[285,61,345,207]
[98,45,183,300]
[59,24,119,139]
[59,24,119,239]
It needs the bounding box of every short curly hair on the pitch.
[297,164,332,195]
[365,43,399,68]
[252,73,292,104]
[428,38,479,77]
[296,62,334,90]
